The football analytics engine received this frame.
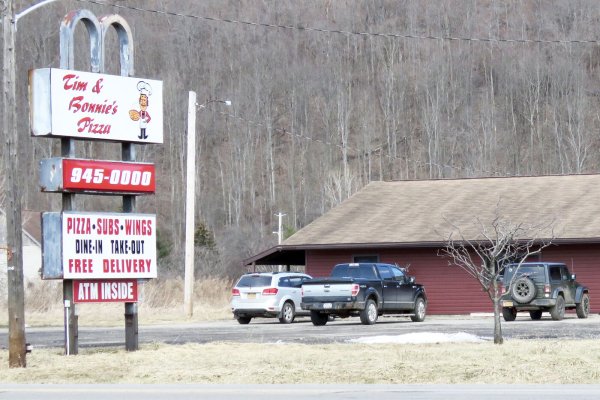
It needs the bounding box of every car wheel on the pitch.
[511,277,536,303]
[310,311,328,326]
[410,297,427,322]
[279,301,295,324]
[576,293,590,319]
[550,295,565,321]
[529,310,543,320]
[360,299,378,325]
[236,316,252,324]
[502,307,517,322]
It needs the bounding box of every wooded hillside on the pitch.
[4,0,600,277]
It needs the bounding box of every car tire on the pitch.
[529,310,543,320]
[310,311,328,326]
[279,301,295,324]
[550,295,565,321]
[502,307,517,322]
[410,297,427,322]
[576,293,590,319]
[236,316,252,324]
[511,277,536,303]
[360,299,378,325]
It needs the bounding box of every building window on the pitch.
[353,255,379,263]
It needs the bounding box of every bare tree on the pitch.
[441,213,554,344]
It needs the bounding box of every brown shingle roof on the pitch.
[283,175,600,246]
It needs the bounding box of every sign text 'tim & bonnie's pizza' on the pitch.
[29,68,163,144]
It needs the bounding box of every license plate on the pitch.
[247,293,256,299]
[323,303,332,309]
[503,300,513,307]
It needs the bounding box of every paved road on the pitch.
[2,384,600,400]
[2,313,599,349]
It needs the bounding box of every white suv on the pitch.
[231,272,312,324]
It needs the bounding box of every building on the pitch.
[1,210,43,288]
[244,175,600,314]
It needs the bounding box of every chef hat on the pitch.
[137,81,152,96]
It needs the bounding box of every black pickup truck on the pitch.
[301,262,427,325]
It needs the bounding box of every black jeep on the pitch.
[501,262,590,321]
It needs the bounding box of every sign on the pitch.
[73,280,138,303]
[40,158,156,194]
[30,68,163,144]
[42,211,157,279]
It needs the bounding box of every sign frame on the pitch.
[30,68,163,144]
[73,279,139,303]
[42,211,157,280]
[40,157,156,194]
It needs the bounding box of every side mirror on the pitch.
[407,276,415,284]
[571,274,576,280]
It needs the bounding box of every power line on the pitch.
[76,0,600,45]
[70,0,542,178]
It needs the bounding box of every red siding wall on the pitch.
[306,244,600,315]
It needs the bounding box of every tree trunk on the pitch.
[493,280,504,345]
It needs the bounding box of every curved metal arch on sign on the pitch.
[100,15,135,77]
[60,9,102,72]
[59,10,135,77]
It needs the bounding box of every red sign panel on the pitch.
[63,159,155,193]
[73,279,138,303]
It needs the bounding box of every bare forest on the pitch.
[3,0,600,279]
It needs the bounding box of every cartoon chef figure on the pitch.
[129,81,152,140]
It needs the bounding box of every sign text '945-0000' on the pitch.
[39,158,156,194]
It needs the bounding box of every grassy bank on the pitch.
[1,340,599,384]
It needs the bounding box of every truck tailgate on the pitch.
[302,278,356,300]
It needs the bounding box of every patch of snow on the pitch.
[348,332,486,344]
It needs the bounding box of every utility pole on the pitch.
[184,91,197,318]
[275,212,286,245]
[274,212,286,272]
[3,0,27,368]
[184,96,230,317]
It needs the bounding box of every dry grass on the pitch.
[3,278,599,384]
[1,277,233,327]
[1,340,600,384]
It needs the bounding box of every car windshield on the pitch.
[503,264,545,282]
[331,264,378,279]
[236,275,272,288]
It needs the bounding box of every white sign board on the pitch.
[61,211,157,279]
[30,68,163,144]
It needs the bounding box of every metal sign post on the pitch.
[64,300,71,356]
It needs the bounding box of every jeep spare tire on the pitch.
[511,277,536,303]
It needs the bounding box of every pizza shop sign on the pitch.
[30,68,163,144]
[74,280,138,303]
[42,211,157,280]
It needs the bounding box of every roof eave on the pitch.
[245,238,600,266]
